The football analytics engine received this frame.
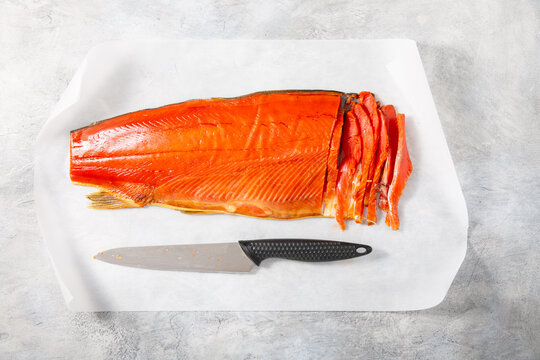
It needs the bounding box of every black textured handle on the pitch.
[238,239,372,266]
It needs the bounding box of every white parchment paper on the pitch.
[34,40,467,311]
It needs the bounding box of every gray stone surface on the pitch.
[1,0,539,359]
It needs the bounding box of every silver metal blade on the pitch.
[94,242,256,273]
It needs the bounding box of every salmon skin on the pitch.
[70,90,412,230]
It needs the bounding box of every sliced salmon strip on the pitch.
[366,107,389,224]
[385,113,413,230]
[334,110,362,229]
[358,92,380,207]
[350,103,375,223]
[322,96,346,214]
[378,105,399,212]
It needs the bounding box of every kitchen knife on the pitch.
[94,239,372,273]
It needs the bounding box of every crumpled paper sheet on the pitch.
[34,40,467,311]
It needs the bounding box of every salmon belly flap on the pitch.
[70,90,412,230]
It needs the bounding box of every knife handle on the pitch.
[238,239,372,266]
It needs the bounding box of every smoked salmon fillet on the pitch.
[70,90,412,230]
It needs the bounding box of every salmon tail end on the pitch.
[87,191,138,209]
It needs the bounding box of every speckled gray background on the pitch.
[1,1,539,359]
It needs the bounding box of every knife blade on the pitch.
[94,239,372,273]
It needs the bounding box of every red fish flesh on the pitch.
[70,90,412,230]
